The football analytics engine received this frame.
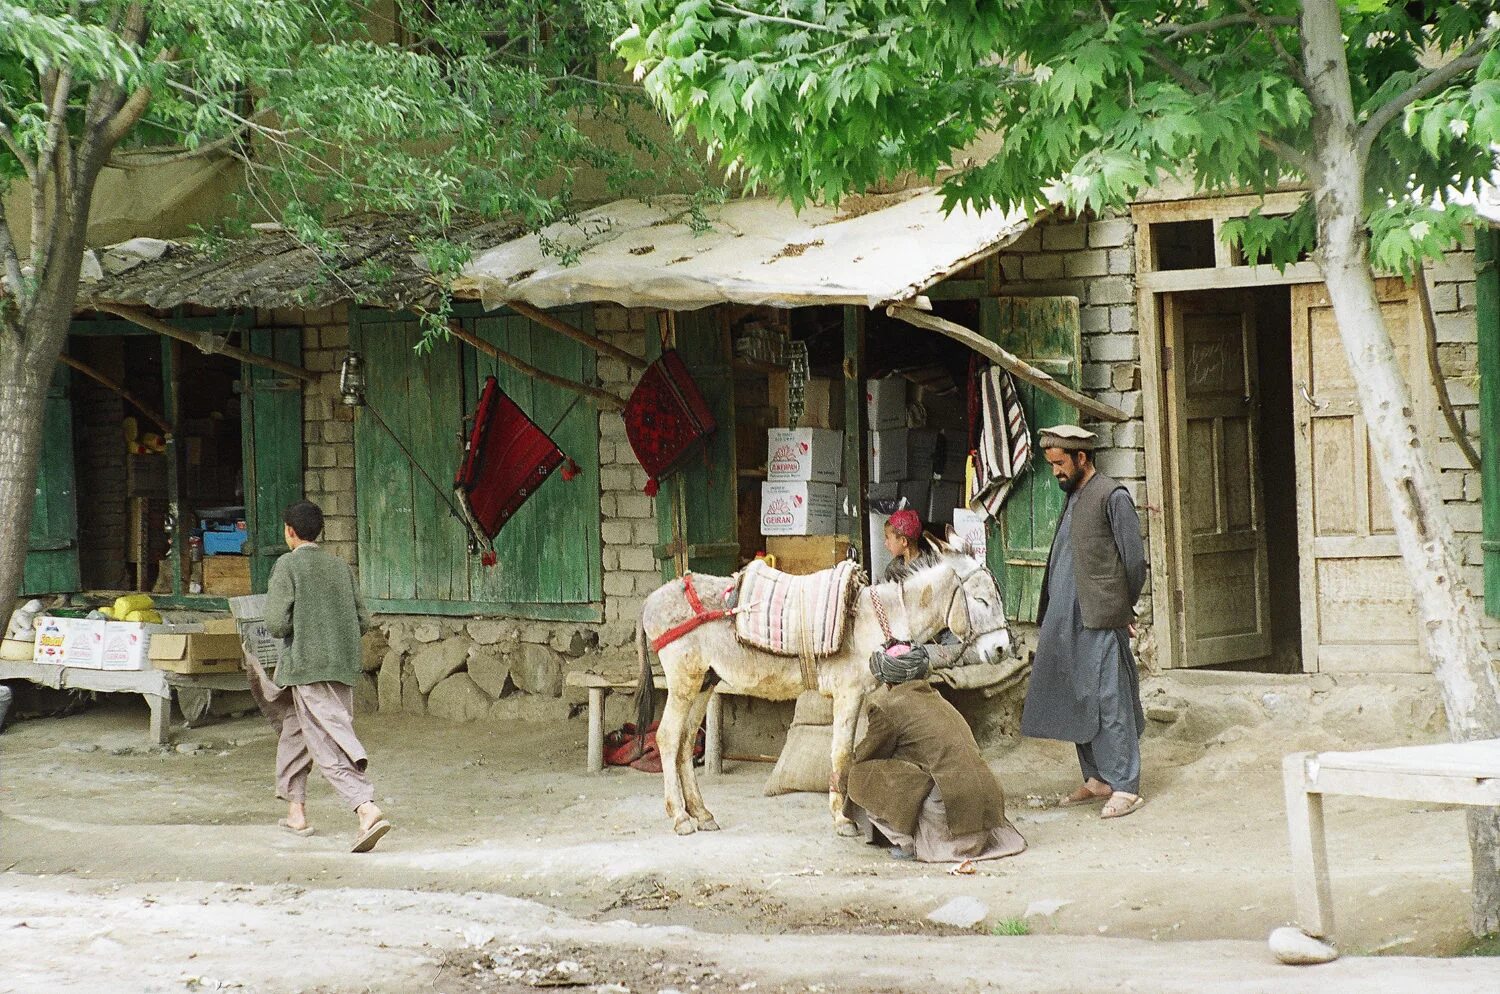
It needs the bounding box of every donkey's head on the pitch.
[907,545,1012,665]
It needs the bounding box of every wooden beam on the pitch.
[886,304,1130,423]
[57,354,171,434]
[94,304,315,383]
[507,300,648,370]
[443,320,625,411]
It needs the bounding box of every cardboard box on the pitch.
[34,616,102,667]
[769,374,844,430]
[866,378,907,430]
[101,621,170,671]
[149,631,245,675]
[760,481,837,536]
[868,429,909,483]
[765,535,852,575]
[868,511,895,579]
[936,429,968,480]
[927,481,963,524]
[2,638,36,661]
[204,555,252,596]
[766,428,844,483]
[898,480,931,520]
[906,428,940,481]
[951,508,990,558]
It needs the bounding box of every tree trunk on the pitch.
[1301,0,1500,935]
[0,338,56,611]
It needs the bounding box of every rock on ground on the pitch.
[427,673,493,723]
[927,896,989,928]
[1268,926,1339,965]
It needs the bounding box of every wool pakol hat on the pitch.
[1038,424,1098,452]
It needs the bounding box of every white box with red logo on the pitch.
[32,616,170,670]
[950,508,989,558]
[759,482,837,536]
[765,428,844,484]
[866,378,907,430]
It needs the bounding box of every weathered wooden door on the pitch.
[1290,280,1427,673]
[1163,291,1272,667]
[21,368,81,595]
[651,309,739,580]
[242,328,304,593]
[978,296,1080,622]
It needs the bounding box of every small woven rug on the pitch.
[733,558,866,658]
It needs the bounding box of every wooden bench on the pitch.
[1282,739,1500,940]
[0,658,249,745]
[565,671,726,774]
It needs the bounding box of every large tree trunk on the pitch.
[1302,0,1500,935]
[0,340,54,610]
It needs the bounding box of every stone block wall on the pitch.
[994,212,1152,626]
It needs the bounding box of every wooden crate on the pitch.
[203,555,252,596]
[765,535,851,575]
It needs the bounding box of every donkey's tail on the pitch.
[633,618,654,760]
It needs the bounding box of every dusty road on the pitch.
[1,691,1496,993]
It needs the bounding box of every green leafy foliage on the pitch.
[616,0,1500,272]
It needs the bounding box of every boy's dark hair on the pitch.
[283,500,324,541]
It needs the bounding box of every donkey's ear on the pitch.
[942,525,973,558]
[928,530,957,555]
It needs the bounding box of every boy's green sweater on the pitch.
[264,544,371,687]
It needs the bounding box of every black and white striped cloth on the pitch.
[969,366,1031,518]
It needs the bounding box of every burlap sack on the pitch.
[762,691,836,796]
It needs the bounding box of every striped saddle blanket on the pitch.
[732,558,867,658]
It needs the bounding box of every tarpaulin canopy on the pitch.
[452,188,1041,312]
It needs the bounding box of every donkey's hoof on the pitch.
[834,820,861,838]
[695,817,721,832]
[673,817,698,836]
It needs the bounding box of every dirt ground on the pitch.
[2,675,1497,993]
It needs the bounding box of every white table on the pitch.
[0,659,249,745]
[1282,739,1500,939]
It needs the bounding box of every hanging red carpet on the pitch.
[623,350,717,497]
[455,376,566,562]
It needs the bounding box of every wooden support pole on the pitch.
[95,304,315,383]
[507,299,648,371]
[57,354,171,434]
[444,320,625,411]
[886,304,1130,423]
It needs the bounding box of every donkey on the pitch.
[635,549,1011,836]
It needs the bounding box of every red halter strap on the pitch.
[650,573,730,653]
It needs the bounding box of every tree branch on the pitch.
[1233,0,1308,88]
[0,118,38,183]
[1152,12,1298,41]
[29,67,73,287]
[1357,34,1493,160]
[0,196,25,309]
[711,2,842,34]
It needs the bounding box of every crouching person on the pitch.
[847,647,1025,863]
[244,500,392,852]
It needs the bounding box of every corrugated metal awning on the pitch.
[452,188,1041,312]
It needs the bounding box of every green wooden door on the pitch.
[651,310,738,579]
[242,328,305,593]
[978,297,1081,622]
[20,369,81,595]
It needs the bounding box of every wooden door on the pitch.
[1164,292,1272,666]
[651,309,739,580]
[1290,280,1426,673]
[21,368,81,594]
[242,328,305,594]
[978,296,1080,622]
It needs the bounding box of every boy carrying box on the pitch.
[243,500,392,852]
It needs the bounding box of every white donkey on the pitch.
[635,549,1012,836]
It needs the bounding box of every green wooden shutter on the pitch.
[465,309,601,606]
[650,310,739,579]
[242,328,305,594]
[20,369,81,595]
[978,297,1081,623]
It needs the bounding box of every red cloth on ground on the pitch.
[623,350,716,496]
[603,721,706,773]
[455,376,564,540]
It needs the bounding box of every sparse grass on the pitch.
[990,917,1031,937]
[1458,933,1500,957]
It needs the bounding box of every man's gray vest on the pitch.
[1037,471,1134,630]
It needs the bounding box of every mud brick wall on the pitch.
[993,213,1152,629]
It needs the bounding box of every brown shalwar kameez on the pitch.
[245,652,374,809]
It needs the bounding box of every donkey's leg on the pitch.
[828,690,864,837]
[678,687,720,831]
[656,687,698,834]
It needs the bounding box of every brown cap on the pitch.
[1038,424,1098,452]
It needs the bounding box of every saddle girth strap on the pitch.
[651,573,730,653]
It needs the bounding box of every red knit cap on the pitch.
[887,509,922,539]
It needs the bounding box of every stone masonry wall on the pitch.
[993,213,1152,638]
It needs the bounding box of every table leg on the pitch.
[1282,752,1335,938]
[587,687,606,773]
[148,691,172,746]
[705,691,723,775]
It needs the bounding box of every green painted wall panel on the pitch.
[21,370,81,595]
[242,328,304,594]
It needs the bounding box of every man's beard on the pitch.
[1056,470,1080,492]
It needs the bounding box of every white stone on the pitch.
[467,645,511,698]
[1023,898,1072,918]
[1268,926,1338,965]
[468,620,506,646]
[411,639,470,695]
[926,897,989,928]
[510,643,565,697]
[412,623,441,643]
